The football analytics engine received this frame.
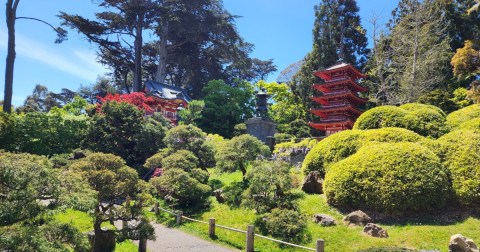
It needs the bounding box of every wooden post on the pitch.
[138,238,147,252]
[176,211,182,225]
[154,202,159,215]
[316,239,325,252]
[246,225,254,252]
[209,218,215,238]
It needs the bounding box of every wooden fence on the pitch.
[154,203,325,252]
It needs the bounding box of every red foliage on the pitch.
[98,92,155,113]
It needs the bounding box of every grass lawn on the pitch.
[155,169,480,252]
[53,209,138,252]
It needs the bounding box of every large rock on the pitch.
[343,210,372,226]
[449,234,479,252]
[302,171,323,194]
[363,223,388,238]
[312,214,336,226]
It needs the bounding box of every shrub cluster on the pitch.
[302,128,424,176]
[323,142,450,213]
[353,103,447,138]
[303,103,480,213]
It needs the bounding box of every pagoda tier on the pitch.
[309,62,368,136]
[314,62,365,81]
[310,90,368,106]
[313,78,368,93]
[310,104,363,119]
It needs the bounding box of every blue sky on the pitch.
[0,0,398,106]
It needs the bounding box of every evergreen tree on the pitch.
[291,0,369,122]
[388,0,453,102]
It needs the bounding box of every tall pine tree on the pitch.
[388,0,452,102]
[291,0,369,122]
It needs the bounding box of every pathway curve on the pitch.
[136,222,238,252]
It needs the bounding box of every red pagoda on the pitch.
[308,62,368,136]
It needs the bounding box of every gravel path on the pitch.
[135,223,238,252]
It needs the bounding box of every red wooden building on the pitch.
[145,80,191,124]
[308,62,368,136]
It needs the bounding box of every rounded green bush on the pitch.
[399,103,446,117]
[302,128,426,176]
[437,129,480,207]
[458,118,480,131]
[256,208,310,243]
[162,149,199,172]
[324,142,450,214]
[403,108,447,138]
[353,106,409,130]
[302,130,363,176]
[446,104,480,129]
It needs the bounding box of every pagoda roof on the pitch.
[310,105,363,118]
[308,119,355,130]
[145,80,192,102]
[313,78,368,93]
[314,62,365,81]
[311,91,368,105]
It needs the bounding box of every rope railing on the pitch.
[153,204,325,252]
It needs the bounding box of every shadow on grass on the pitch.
[333,203,480,227]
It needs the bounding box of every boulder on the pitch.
[213,189,225,203]
[363,223,388,238]
[343,210,372,226]
[449,234,479,252]
[312,214,336,226]
[302,171,323,194]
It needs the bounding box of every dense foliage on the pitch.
[256,208,310,244]
[302,127,425,176]
[437,130,480,208]
[0,111,88,156]
[323,142,450,214]
[164,124,215,169]
[353,104,447,138]
[215,134,270,177]
[446,104,480,128]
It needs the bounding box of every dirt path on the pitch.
[136,222,238,252]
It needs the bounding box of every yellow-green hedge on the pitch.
[323,142,450,213]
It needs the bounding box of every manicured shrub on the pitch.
[151,168,211,207]
[437,129,480,207]
[241,161,293,213]
[458,118,480,131]
[399,103,446,117]
[144,152,165,169]
[162,150,199,172]
[302,130,363,176]
[353,106,409,130]
[446,104,480,128]
[403,108,447,138]
[354,104,447,138]
[256,208,310,243]
[164,124,215,169]
[323,142,450,214]
[302,128,425,176]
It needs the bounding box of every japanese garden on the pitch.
[1,0,480,252]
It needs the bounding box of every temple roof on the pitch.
[145,80,192,102]
[314,62,365,80]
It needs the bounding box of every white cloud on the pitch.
[0,30,108,82]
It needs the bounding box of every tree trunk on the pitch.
[92,206,116,252]
[411,0,419,102]
[4,0,19,114]
[155,24,169,84]
[133,12,144,92]
[240,162,247,181]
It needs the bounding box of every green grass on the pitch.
[159,193,480,252]
[53,209,138,252]
[208,168,243,186]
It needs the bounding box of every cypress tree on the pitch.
[291,0,369,123]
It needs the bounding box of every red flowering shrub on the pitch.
[98,92,155,113]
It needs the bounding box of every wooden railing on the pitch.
[153,203,325,252]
